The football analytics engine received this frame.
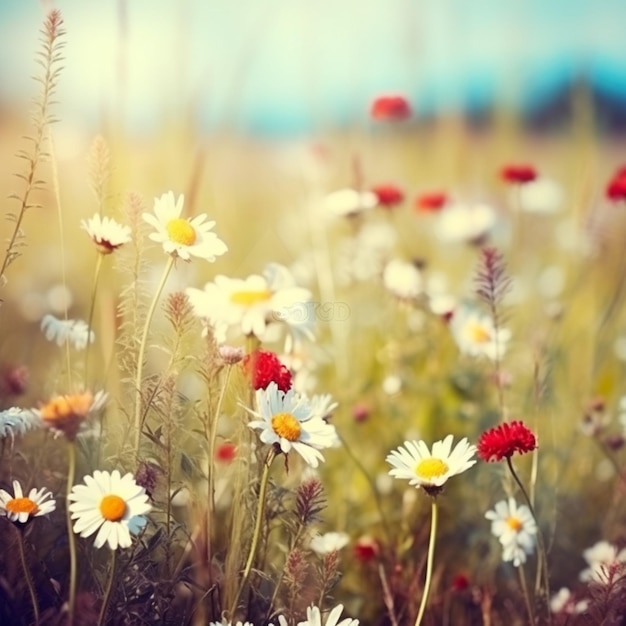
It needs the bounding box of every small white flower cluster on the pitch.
[450,304,511,361]
[0,407,40,441]
[210,604,358,626]
[485,498,537,567]
[41,314,94,350]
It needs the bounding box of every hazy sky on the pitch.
[1,0,625,134]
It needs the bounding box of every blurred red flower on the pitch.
[478,420,537,462]
[500,164,537,184]
[371,183,405,208]
[606,169,626,202]
[242,350,292,392]
[414,191,448,212]
[353,535,380,562]
[370,95,412,121]
[216,442,237,463]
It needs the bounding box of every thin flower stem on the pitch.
[132,255,175,458]
[66,440,78,626]
[15,526,39,626]
[517,562,534,625]
[506,456,551,624]
[414,498,438,626]
[229,448,277,618]
[84,252,104,385]
[97,550,117,626]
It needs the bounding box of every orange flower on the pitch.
[38,390,107,441]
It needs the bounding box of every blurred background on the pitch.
[1,0,626,136]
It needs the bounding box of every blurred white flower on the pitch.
[310,531,350,554]
[322,188,377,218]
[515,177,563,214]
[450,305,511,361]
[485,498,537,567]
[0,407,40,441]
[550,588,589,615]
[382,259,423,299]
[297,604,359,626]
[579,540,626,582]
[41,314,94,350]
[435,202,496,244]
[81,213,131,254]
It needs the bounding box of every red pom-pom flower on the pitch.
[500,164,537,185]
[370,95,412,121]
[477,420,537,462]
[242,350,292,392]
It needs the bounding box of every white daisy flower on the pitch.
[515,177,563,214]
[449,305,511,361]
[485,498,537,567]
[142,191,228,262]
[382,259,423,300]
[434,202,496,244]
[579,540,626,582]
[68,470,152,550]
[186,262,312,341]
[0,480,56,523]
[81,213,131,254]
[41,314,94,350]
[322,188,378,218]
[310,531,350,555]
[209,621,254,626]
[386,435,477,493]
[245,382,338,468]
[297,604,359,626]
[0,407,40,441]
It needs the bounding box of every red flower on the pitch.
[353,535,379,562]
[414,191,448,213]
[477,420,537,462]
[242,350,292,392]
[500,164,537,184]
[451,573,471,592]
[216,442,237,463]
[606,171,626,202]
[371,183,405,208]
[370,95,412,121]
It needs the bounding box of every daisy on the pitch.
[208,621,254,626]
[297,604,359,626]
[579,540,626,582]
[386,435,477,494]
[142,191,227,262]
[68,470,152,550]
[0,480,56,523]
[434,202,496,244]
[186,263,312,341]
[485,498,537,567]
[310,531,350,555]
[41,314,94,350]
[81,213,131,254]
[37,390,107,441]
[449,305,511,361]
[477,421,537,462]
[245,382,338,468]
[382,259,423,300]
[0,407,40,441]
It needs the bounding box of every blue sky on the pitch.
[1,0,625,134]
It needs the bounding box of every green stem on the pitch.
[16,526,39,626]
[414,498,438,626]
[84,252,104,385]
[97,550,117,626]
[66,440,78,626]
[229,448,276,618]
[132,255,175,459]
[517,561,534,625]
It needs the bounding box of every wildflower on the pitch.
[477,421,537,462]
[352,403,370,423]
[371,183,405,208]
[500,163,537,184]
[0,480,55,523]
[209,622,253,626]
[0,407,40,441]
[310,531,350,554]
[142,191,227,262]
[218,345,245,365]
[321,188,378,218]
[550,588,589,615]
[382,259,423,300]
[41,314,94,350]
[134,461,160,498]
[81,213,131,254]
[606,167,626,202]
[370,94,412,121]
[414,191,448,213]
[298,604,359,626]
[242,350,293,392]
[309,393,338,421]
[450,305,511,360]
[434,202,496,244]
[246,382,338,468]
[579,540,626,582]
[68,469,152,550]
[1,364,29,396]
[451,573,471,592]
[216,442,237,463]
[485,498,537,567]
[186,263,312,341]
[515,177,563,214]
[386,435,477,495]
[37,390,107,441]
[353,535,379,562]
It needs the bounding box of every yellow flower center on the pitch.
[415,457,449,479]
[271,412,302,441]
[166,218,197,246]
[40,392,94,421]
[99,494,127,522]
[506,516,523,532]
[468,321,492,344]
[230,289,273,306]
[6,497,38,515]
